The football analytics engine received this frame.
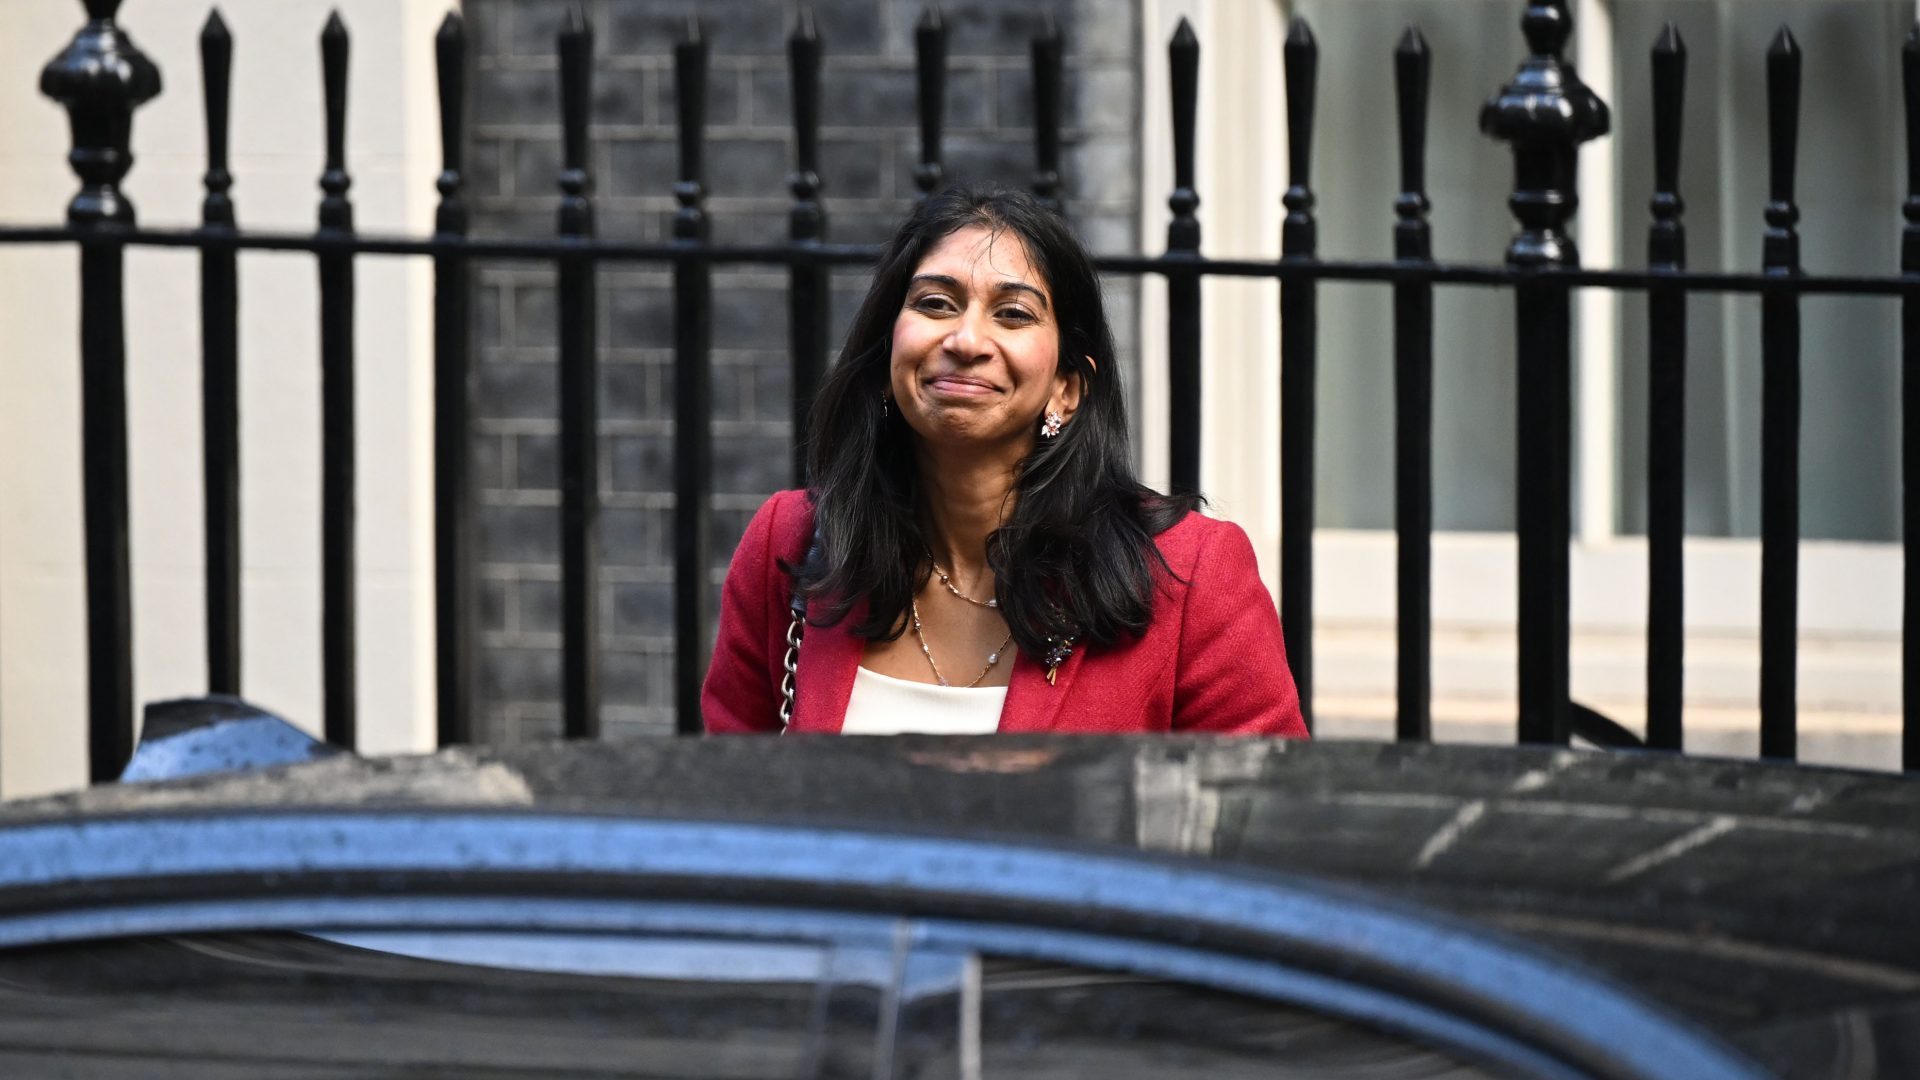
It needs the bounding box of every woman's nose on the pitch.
[943,305,992,360]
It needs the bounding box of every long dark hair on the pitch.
[796,186,1199,659]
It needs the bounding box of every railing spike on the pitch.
[788,0,828,485]
[555,1,599,740]
[1646,20,1689,753]
[672,7,715,734]
[320,9,351,222]
[1395,25,1430,213]
[436,11,468,220]
[1030,14,1065,213]
[557,4,593,213]
[1905,22,1920,770]
[1758,21,1802,759]
[1168,16,1199,225]
[200,2,239,697]
[1654,19,1683,56]
[1284,17,1317,202]
[1905,24,1920,210]
[432,3,473,748]
[1279,13,1319,728]
[316,3,358,748]
[790,7,822,206]
[1766,25,1801,231]
[1164,15,1202,497]
[1391,20,1434,743]
[674,13,709,239]
[201,8,234,219]
[1651,23,1686,224]
[914,6,949,198]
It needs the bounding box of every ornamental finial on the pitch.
[1480,0,1609,266]
[41,0,162,224]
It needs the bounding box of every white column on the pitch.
[0,0,444,797]
[1575,0,1620,545]
[1138,0,1286,593]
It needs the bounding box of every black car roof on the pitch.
[2,736,1916,1053]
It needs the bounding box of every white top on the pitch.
[838,665,1006,734]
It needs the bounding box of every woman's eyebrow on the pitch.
[994,281,1050,310]
[907,273,962,291]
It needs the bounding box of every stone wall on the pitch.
[464,0,1141,740]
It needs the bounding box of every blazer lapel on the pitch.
[793,599,863,733]
[998,646,1084,733]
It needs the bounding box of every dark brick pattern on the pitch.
[467,0,1142,741]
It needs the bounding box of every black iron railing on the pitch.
[7,0,1919,780]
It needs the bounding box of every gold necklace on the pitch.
[909,595,1014,687]
[927,554,998,608]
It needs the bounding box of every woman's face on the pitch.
[889,224,1068,458]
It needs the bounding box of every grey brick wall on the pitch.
[465,0,1142,742]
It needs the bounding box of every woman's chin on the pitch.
[908,418,1026,456]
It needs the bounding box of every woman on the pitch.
[704,187,1304,736]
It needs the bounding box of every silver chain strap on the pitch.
[778,610,803,732]
[779,533,821,733]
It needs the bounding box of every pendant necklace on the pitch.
[927,554,998,608]
[910,595,1013,688]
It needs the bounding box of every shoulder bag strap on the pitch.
[778,531,821,732]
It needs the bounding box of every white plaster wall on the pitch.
[0,0,446,796]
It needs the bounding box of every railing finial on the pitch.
[1764,25,1802,256]
[1166,17,1200,251]
[789,5,824,237]
[319,9,352,231]
[914,6,950,199]
[1480,0,1609,267]
[1395,25,1431,232]
[1030,13,1064,213]
[674,15,709,241]
[1650,23,1687,233]
[557,3,594,233]
[1520,0,1572,57]
[40,0,161,225]
[435,10,468,235]
[201,9,234,226]
[1905,24,1920,228]
[1283,17,1318,243]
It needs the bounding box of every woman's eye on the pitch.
[997,307,1036,324]
[911,295,957,314]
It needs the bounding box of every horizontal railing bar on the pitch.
[0,225,885,264]
[8,224,1920,295]
[1102,256,1920,295]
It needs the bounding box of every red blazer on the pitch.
[702,490,1307,737]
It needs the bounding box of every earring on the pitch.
[881,392,890,418]
[1040,410,1064,439]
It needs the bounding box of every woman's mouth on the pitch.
[927,375,998,396]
